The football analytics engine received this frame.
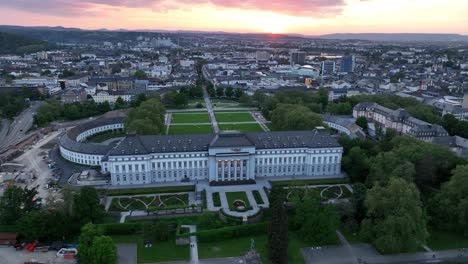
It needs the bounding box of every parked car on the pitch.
[56,248,78,258]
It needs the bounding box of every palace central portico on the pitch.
[208,134,256,182]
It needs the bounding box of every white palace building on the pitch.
[59,114,343,186]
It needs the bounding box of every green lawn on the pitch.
[111,235,190,263]
[219,123,263,132]
[171,113,210,123]
[427,229,468,250]
[87,132,126,143]
[212,192,221,207]
[169,125,213,135]
[197,232,308,264]
[252,190,264,204]
[215,112,255,122]
[266,123,274,131]
[225,192,251,210]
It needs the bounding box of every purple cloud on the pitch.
[0,0,348,17]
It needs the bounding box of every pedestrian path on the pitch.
[181,225,199,263]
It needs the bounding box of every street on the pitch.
[0,101,42,152]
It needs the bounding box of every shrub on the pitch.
[98,223,143,235]
[212,192,221,207]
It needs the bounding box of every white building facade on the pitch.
[59,117,343,186]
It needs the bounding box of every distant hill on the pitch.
[316,33,468,42]
[0,31,52,54]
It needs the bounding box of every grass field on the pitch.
[111,235,190,263]
[197,232,309,264]
[171,113,210,123]
[225,192,251,210]
[215,112,255,122]
[219,123,263,132]
[427,229,468,250]
[169,125,213,135]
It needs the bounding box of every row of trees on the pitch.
[255,89,328,131]
[162,85,204,108]
[0,88,43,119]
[0,186,105,242]
[33,99,112,127]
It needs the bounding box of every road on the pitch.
[202,85,219,134]
[181,225,199,263]
[0,101,43,152]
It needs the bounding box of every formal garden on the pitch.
[108,193,190,212]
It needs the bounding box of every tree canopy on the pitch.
[270,104,323,131]
[361,177,428,253]
[124,98,166,135]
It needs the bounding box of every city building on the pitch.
[290,51,306,66]
[61,88,88,104]
[353,102,449,141]
[321,60,336,75]
[256,51,270,62]
[341,55,355,73]
[59,117,343,186]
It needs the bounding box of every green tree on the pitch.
[174,92,188,107]
[234,88,244,99]
[17,210,47,242]
[90,236,117,264]
[216,87,224,97]
[293,197,339,244]
[125,98,166,135]
[78,224,104,264]
[351,183,368,224]
[253,90,267,107]
[197,212,220,229]
[355,116,369,132]
[341,146,370,183]
[114,97,125,110]
[206,84,215,97]
[0,186,41,225]
[431,165,468,236]
[130,93,147,108]
[361,177,428,253]
[73,187,103,226]
[133,69,148,79]
[268,190,288,264]
[270,104,323,131]
[225,86,234,98]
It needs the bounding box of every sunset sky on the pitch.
[0,0,467,35]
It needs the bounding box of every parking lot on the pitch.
[0,247,76,264]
